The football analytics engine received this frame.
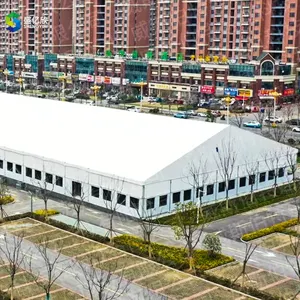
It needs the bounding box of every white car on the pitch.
[264,116,283,123]
[292,127,300,132]
[186,110,197,116]
[197,112,207,117]
[127,107,141,113]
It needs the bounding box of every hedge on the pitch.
[113,234,234,271]
[0,194,15,205]
[34,209,59,217]
[242,218,298,241]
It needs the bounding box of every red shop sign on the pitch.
[283,88,294,96]
[201,85,215,94]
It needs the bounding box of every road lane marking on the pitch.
[263,214,278,219]
[224,247,244,254]
[271,260,289,267]
[56,267,75,276]
[213,231,223,235]
[236,222,251,228]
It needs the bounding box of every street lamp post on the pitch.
[139,81,147,111]
[269,88,282,126]
[224,96,231,125]
[16,77,24,95]
[3,69,9,93]
[91,85,100,106]
[58,75,67,101]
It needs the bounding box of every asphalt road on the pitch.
[0,231,164,300]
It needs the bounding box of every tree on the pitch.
[233,243,258,287]
[0,179,10,219]
[230,113,244,128]
[0,234,25,300]
[202,233,221,258]
[135,207,159,259]
[76,255,128,300]
[263,123,289,144]
[253,107,265,131]
[27,238,72,300]
[244,159,259,202]
[184,159,208,220]
[172,202,205,271]
[285,147,298,191]
[214,140,237,210]
[282,105,294,122]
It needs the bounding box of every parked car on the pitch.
[275,105,282,111]
[127,107,141,113]
[264,116,283,123]
[174,112,188,119]
[211,110,221,117]
[243,121,262,128]
[186,110,197,116]
[197,112,207,118]
[292,127,300,132]
[148,96,157,103]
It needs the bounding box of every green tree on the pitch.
[172,202,204,271]
[202,233,222,257]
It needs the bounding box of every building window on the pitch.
[184,190,191,201]
[0,160,2,169]
[26,167,32,178]
[278,168,284,177]
[159,195,167,206]
[172,192,181,203]
[7,162,13,172]
[45,173,53,184]
[15,164,22,174]
[147,198,155,209]
[259,172,266,182]
[196,187,204,198]
[218,182,225,192]
[228,179,235,190]
[268,170,275,180]
[117,193,126,205]
[103,189,111,201]
[56,176,63,187]
[249,175,255,185]
[207,184,214,195]
[91,186,99,198]
[239,177,246,187]
[72,181,82,197]
[130,197,139,209]
[35,170,42,180]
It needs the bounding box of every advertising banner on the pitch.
[200,85,215,94]
[283,88,295,96]
[21,72,37,79]
[224,87,238,96]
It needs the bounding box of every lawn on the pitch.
[254,233,291,249]
[275,243,294,255]
[264,279,300,299]
[77,247,121,264]
[99,254,143,272]
[46,235,87,250]
[137,270,188,290]
[61,241,105,257]
[199,288,239,300]
[34,289,85,300]
[12,224,55,237]
[160,278,214,299]
[243,271,284,289]
[26,230,70,244]
[0,272,34,290]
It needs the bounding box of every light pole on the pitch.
[16,77,24,95]
[224,96,231,124]
[58,74,67,101]
[91,85,101,106]
[139,81,147,111]
[3,69,9,93]
[270,88,282,126]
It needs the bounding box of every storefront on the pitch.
[79,74,94,89]
[149,82,191,99]
[42,71,66,87]
[21,72,38,85]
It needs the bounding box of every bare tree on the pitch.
[244,159,259,202]
[27,238,71,300]
[184,159,208,220]
[135,207,159,259]
[263,149,284,197]
[103,177,124,244]
[283,104,295,122]
[76,255,128,300]
[285,147,298,191]
[215,140,237,210]
[172,202,205,271]
[253,108,265,131]
[263,124,289,144]
[233,243,258,288]
[0,234,26,300]
[230,113,244,128]
[0,179,10,219]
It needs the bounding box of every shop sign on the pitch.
[87,75,94,82]
[224,87,238,96]
[237,88,253,98]
[122,78,129,85]
[21,72,37,79]
[152,83,170,90]
[200,85,215,94]
[258,89,275,97]
[283,88,295,96]
[43,71,65,79]
[24,64,31,69]
[111,77,121,85]
[79,74,87,81]
[103,76,111,84]
[95,76,102,84]
[215,87,224,96]
[72,74,79,80]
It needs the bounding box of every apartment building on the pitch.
[0,0,73,55]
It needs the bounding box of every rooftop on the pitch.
[0,94,228,182]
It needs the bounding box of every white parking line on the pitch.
[236,222,251,228]
[263,214,278,219]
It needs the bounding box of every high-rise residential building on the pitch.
[0,0,73,55]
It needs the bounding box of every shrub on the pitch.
[202,233,222,257]
[242,218,298,241]
[0,194,15,205]
[34,209,59,217]
[113,234,233,271]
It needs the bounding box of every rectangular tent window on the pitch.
[103,189,112,201]
[56,176,63,187]
[45,173,53,184]
[268,170,275,180]
[249,175,255,185]
[26,168,32,178]
[91,186,100,198]
[228,179,235,190]
[259,172,266,182]
[35,170,42,180]
[172,192,180,203]
[207,184,214,195]
[278,168,284,177]
[196,187,204,198]
[130,197,139,209]
[239,177,246,187]
[184,190,191,201]
[218,182,225,192]
[147,198,155,209]
[159,195,167,206]
[0,160,2,169]
[117,193,126,205]
[7,162,13,172]
[72,181,82,197]
[15,164,22,174]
